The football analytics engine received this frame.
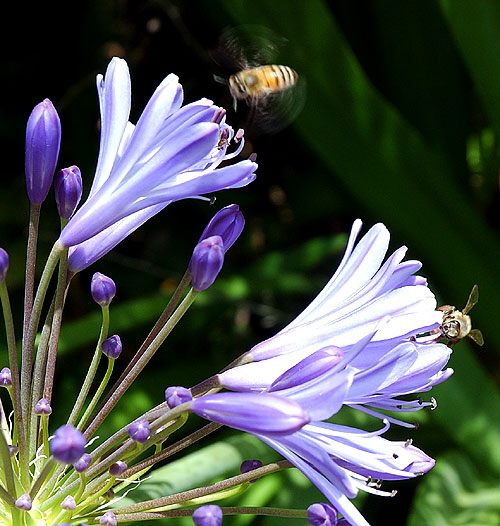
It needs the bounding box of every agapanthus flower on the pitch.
[218,219,449,393]
[58,57,256,271]
[189,235,225,291]
[190,220,453,525]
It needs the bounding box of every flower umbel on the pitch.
[0,55,458,526]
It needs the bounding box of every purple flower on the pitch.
[218,220,448,392]
[54,165,83,219]
[0,367,12,386]
[0,248,9,282]
[59,57,256,265]
[91,272,116,307]
[165,385,193,408]
[73,453,92,472]
[15,493,32,511]
[101,334,122,359]
[100,511,117,526]
[192,505,223,526]
[25,98,61,204]
[50,425,86,464]
[308,503,339,526]
[189,235,225,291]
[34,398,52,415]
[191,392,310,436]
[109,460,127,476]
[127,419,150,443]
[197,204,245,251]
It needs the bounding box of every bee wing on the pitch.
[213,25,287,70]
[248,75,307,135]
[468,328,484,346]
[462,284,479,315]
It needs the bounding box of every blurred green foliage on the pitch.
[1,1,500,524]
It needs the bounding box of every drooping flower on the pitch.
[218,219,447,392]
[58,57,256,268]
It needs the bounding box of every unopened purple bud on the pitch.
[25,98,61,204]
[50,425,86,464]
[54,165,83,219]
[307,503,338,526]
[100,511,117,526]
[189,235,224,291]
[191,392,310,435]
[240,459,263,483]
[61,495,76,510]
[8,445,19,457]
[165,386,192,408]
[0,249,8,282]
[198,204,245,252]
[0,367,12,386]
[109,460,127,476]
[192,504,223,526]
[34,398,52,415]
[15,493,32,511]
[91,272,116,307]
[101,334,122,359]
[128,420,150,443]
[73,453,92,472]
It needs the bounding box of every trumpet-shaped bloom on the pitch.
[60,57,257,254]
[219,219,446,392]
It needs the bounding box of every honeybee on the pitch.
[213,25,305,134]
[438,284,484,346]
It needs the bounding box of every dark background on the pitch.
[1,1,500,525]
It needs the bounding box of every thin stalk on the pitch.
[67,306,109,429]
[20,241,63,428]
[0,282,26,484]
[42,245,68,403]
[83,287,199,439]
[91,270,191,422]
[23,202,41,349]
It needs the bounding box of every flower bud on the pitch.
[73,453,92,472]
[54,165,83,219]
[189,235,224,291]
[192,505,223,526]
[91,272,116,307]
[101,335,122,359]
[15,493,32,511]
[34,398,52,415]
[109,460,127,476]
[25,98,61,204]
[0,367,12,386]
[100,511,117,526]
[240,459,263,483]
[50,425,86,464]
[307,503,338,526]
[191,392,310,436]
[165,386,192,408]
[0,248,8,282]
[198,204,244,252]
[127,420,150,443]
[61,495,76,510]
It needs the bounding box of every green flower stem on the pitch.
[111,460,291,515]
[0,282,24,460]
[0,421,17,502]
[22,203,41,352]
[20,241,63,448]
[28,300,54,459]
[42,245,68,404]
[114,506,308,522]
[83,287,199,440]
[29,457,56,501]
[76,355,114,431]
[40,414,50,460]
[69,306,110,430]
[89,270,191,430]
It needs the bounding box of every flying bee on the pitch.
[438,284,484,346]
[212,25,305,134]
